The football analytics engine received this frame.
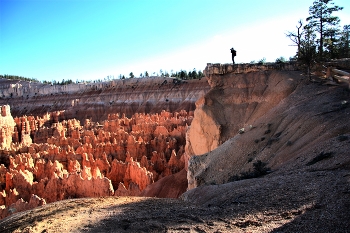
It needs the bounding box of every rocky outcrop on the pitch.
[0,194,46,219]
[0,105,15,149]
[186,70,299,158]
[187,67,350,189]
[0,105,193,219]
[141,168,188,198]
[203,62,298,77]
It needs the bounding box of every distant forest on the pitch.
[0,68,205,86]
[0,74,39,83]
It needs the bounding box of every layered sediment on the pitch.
[0,77,209,122]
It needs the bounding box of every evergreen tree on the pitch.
[338,25,350,58]
[192,68,198,79]
[299,27,317,79]
[198,70,204,78]
[306,0,343,60]
[324,27,340,59]
[179,70,187,80]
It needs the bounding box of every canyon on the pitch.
[0,61,350,232]
[0,77,209,219]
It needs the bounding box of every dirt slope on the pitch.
[0,168,349,233]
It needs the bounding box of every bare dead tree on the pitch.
[286,20,304,59]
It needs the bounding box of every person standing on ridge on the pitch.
[230,47,236,64]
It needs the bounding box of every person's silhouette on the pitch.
[230,48,236,64]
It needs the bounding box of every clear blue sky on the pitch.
[1,0,349,82]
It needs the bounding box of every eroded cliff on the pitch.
[187,63,350,189]
[0,77,209,122]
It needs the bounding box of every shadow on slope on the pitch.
[82,169,350,232]
[188,74,350,188]
[1,167,348,233]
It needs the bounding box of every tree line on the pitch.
[286,0,349,73]
[119,68,204,80]
[0,74,39,83]
[1,68,205,86]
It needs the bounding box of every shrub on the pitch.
[337,135,349,142]
[275,57,287,63]
[306,152,333,166]
[257,58,266,65]
[252,160,270,176]
[228,160,271,182]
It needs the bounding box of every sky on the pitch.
[1,0,350,82]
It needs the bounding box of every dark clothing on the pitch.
[230,48,236,64]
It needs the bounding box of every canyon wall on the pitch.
[187,64,350,189]
[185,63,300,158]
[0,77,209,122]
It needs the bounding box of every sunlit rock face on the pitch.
[186,63,302,189]
[186,67,299,159]
[0,105,16,149]
[0,105,195,219]
[186,63,350,190]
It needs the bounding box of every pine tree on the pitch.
[338,25,350,58]
[299,27,317,79]
[306,0,343,60]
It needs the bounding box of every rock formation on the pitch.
[187,64,350,189]
[186,67,300,158]
[0,105,192,219]
[0,105,15,149]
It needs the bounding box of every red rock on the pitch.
[141,169,188,198]
[0,194,46,219]
[0,105,192,219]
